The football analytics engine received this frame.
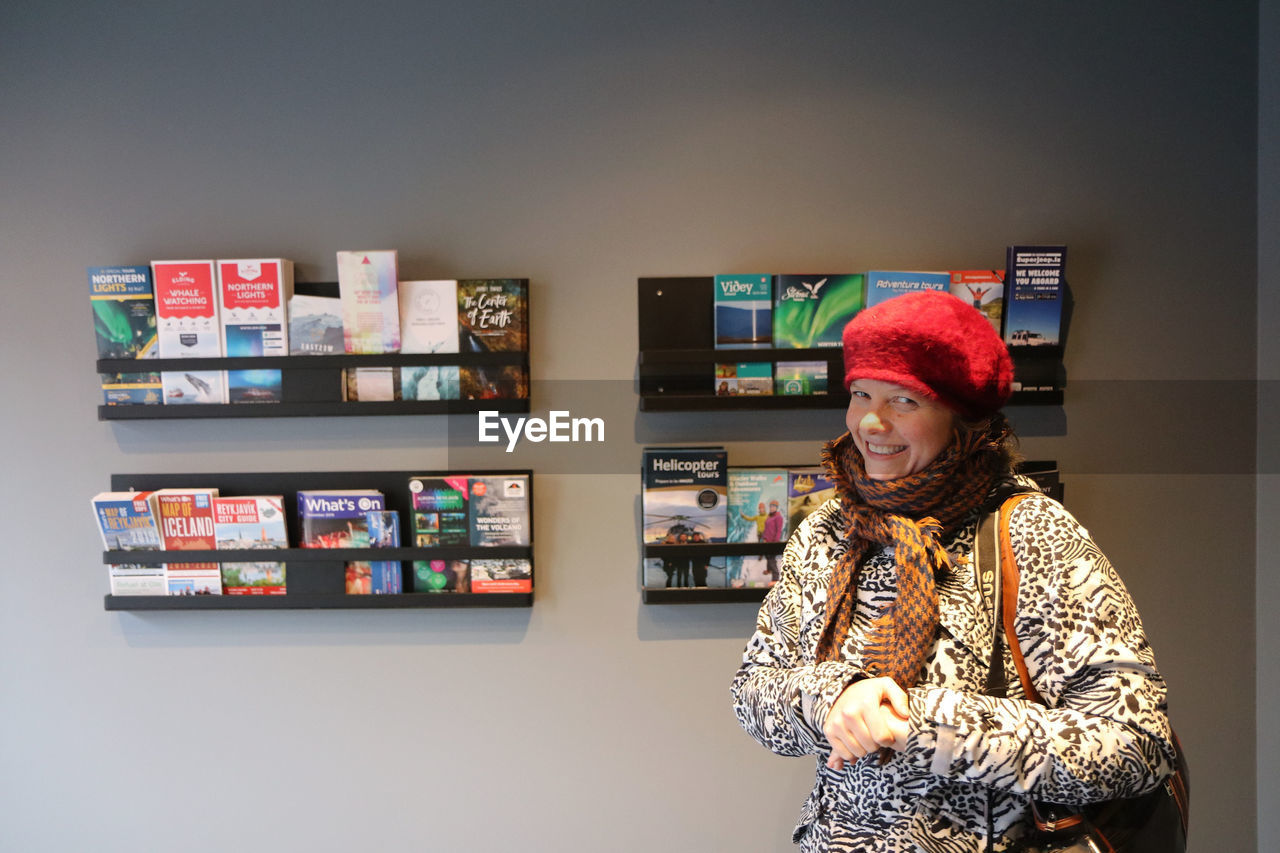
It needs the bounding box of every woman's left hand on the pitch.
[823,676,910,770]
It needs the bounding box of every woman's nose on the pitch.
[860,409,887,433]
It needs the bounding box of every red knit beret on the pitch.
[842,290,1013,421]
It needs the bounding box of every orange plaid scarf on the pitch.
[813,420,1009,687]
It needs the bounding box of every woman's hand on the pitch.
[823,676,910,770]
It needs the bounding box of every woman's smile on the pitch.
[845,379,956,480]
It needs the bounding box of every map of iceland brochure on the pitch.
[147,488,222,596]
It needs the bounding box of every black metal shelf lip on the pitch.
[639,348,842,366]
[112,468,532,487]
[97,352,528,371]
[641,587,768,604]
[1007,389,1064,406]
[638,389,1058,412]
[642,543,785,559]
[98,398,531,420]
[103,592,533,611]
[103,546,533,565]
[639,394,847,412]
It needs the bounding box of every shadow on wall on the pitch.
[110,607,534,648]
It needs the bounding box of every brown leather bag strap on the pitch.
[998,493,1045,705]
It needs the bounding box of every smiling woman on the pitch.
[730,290,1178,852]
[845,379,955,481]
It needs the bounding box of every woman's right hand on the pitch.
[823,676,910,770]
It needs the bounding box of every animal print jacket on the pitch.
[730,488,1176,852]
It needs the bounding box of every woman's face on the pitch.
[845,379,957,480]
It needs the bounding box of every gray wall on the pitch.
[0,2,1260,850]
[1259,0,1278,846]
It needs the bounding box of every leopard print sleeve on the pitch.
[905,493,1176,805]
[731,502,863,758]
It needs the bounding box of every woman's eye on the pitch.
[889,396,918,411]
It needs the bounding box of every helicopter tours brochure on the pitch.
[641,448,728,544]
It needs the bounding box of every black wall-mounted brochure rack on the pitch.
[102,469,534,611]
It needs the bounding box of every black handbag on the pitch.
[978,494,1190,853]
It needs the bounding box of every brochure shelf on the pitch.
[103,592,532,611]
[636,277,1063,411]
[101,469,534,611]
[96,351,530,420]
[638,461,1062,605]
[640,542,779,604]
